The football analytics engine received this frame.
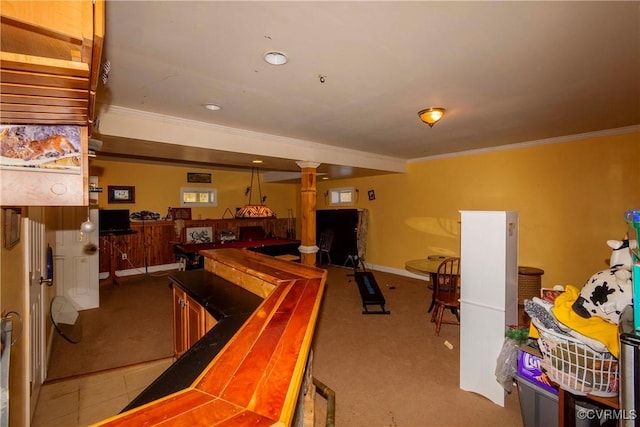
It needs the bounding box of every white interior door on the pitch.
[26,207,46,419]
[54,206,99,310]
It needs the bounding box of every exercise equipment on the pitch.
[353,271,390,315]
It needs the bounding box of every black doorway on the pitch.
[316,209,359,267]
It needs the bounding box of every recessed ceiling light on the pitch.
[264,51,288,65]
[204,104,221,111]
[252,160,263,164]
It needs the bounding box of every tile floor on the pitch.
[32,358,174,427]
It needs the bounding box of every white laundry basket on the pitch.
[532,318,619,397]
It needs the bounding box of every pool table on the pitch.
[173,238,301,269]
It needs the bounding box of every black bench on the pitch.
[354,271,390,315]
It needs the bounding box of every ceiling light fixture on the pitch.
[235,168,276,219]
[204,104,221,111]
[418,107,446,127]
[264,51,288,65]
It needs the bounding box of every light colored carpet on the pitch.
[46,273,174,382]
[44,265,526,425]
[311,266,524,427]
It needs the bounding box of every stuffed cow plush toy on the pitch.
[572,238,635,324]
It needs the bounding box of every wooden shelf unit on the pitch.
[0,0,104,126]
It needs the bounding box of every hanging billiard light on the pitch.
[235,168,276,218]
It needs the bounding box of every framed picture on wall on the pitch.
[169,207,192,220]
[187,172,212,183]
[3,207,21,248]
[108,186,135,203]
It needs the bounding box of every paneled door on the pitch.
[26,207,46,418]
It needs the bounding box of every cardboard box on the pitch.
[517,348,559,395]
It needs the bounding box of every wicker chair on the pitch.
[431,257,461,336]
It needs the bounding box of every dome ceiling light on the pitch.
[418,107,446,127]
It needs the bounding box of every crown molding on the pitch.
[409,125,640,163]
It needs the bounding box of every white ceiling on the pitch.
[95,1,640,179]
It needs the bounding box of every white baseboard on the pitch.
[364,263,430,282]
[100,261,429,282]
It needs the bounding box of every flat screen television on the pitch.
[99,209,131,234]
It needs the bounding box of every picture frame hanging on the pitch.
[187,172,212,183]
[108,186,135,203]
[3,207,21,248]
[169,207,192,220]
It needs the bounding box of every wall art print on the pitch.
[3,207,21,249]
[185,226,213,244]
[0,125,82,172]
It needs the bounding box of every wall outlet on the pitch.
[122,253,127,260]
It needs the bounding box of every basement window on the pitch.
[180,187,218,207]
[328,187,356,206]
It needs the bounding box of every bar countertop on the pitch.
[95,249,327,427]
[122,268,263,411]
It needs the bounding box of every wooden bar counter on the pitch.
[93,248,327,427]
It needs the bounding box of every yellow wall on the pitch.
[90,161,299,220]
[0,131,637,425]
[316,131,640,288]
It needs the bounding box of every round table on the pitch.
[405,255,449,282]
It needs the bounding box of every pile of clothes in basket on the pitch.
[524,238,635,396]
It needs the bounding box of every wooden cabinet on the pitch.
[1,0,104,126]
[172,285,216,359]
[0,0,104,206]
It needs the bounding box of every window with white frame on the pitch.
[180,187,218,207]
[328,187,356,206]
